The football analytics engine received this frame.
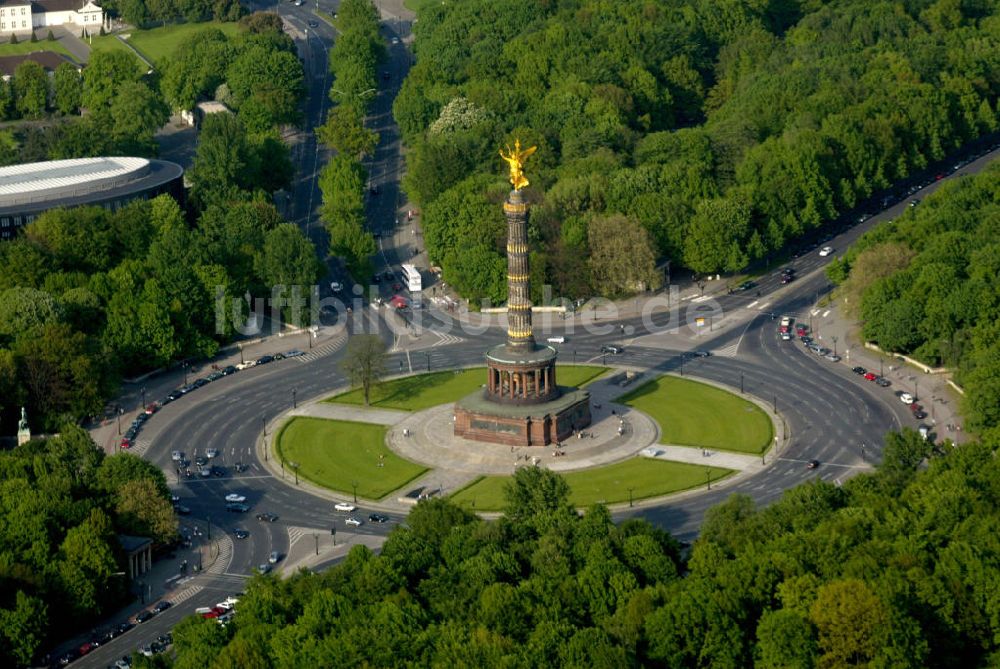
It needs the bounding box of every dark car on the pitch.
[368,513,389,523]
[234,462,249,473]
[738,281,756,291]
[913,410,928,420]
[781,267,795,276]
[152,601,172,613]
[207,371,224,381]
[800,336,813,344]
[256,355,274,365]
[256,512,279,522]
[780,274,793,284]
[852,366,867,375]
[600,345,623,354]
[174,505,191,515]
[193,378,209,388]
[234,529,250,539]
[221,365,237,376]
[58,650,79,666]
[167,390,183,401]
[194,455,208,467]
[134,610,154,624]
[117,622,135,635]
[212,466,227,477]
[807,459,820,469]
[875,377,891,387]
[226,502,249,513]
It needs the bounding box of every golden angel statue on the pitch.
[499,139,537,191]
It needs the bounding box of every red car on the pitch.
[79,642,94,656]
[864,372,877,381]
[910,403,922,413]
[796,326,808,336]
[778,325,790,334]
[120,437,131,449]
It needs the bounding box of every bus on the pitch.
[401,264,422,293]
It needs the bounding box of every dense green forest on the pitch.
[160,433,1000,668]
[395,0,1000,303]
[828,161,1000,438]
[0,428,176,667]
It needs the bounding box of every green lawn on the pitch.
[0,41,74,60]
[403,0,441,12]
[450,459,733,511]
[328,365,608,411]
[275,417,428,500]
[618,375,772,454]
[91,21,241,65]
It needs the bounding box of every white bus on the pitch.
[401,264,422,292]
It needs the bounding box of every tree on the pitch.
[82,50,142,111]
[109,81,170,153]
[226,45,304,126]
[503,466,574,533]
[0,287,62,341]
[52,62,82,115]
[12,60,48,119]
[0,590,47,667]
[254,224,322,326]
[683,193,753,274]
[115,478,179,544]
[316,104,379,158]
[587,214,662,296]
[340,335,386,406]
[188,113,255,209]
[755,608,817,669]
[809,579,889,667]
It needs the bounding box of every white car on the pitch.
[236,361,256,370]
[225,494,247,503]
[345,516,363,527]
[200,467,212,478]
[206,448,220,458]
[330,281,343,292]
[780,316,793,327]
[391,36,400,44]
[900,392,914,405]
[171,450,184,461]
[546,336,565,344]
[334,502,356,512]
[819,246,834,257]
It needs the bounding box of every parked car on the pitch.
[875,377,892,387]
[900,392,915,404]
[256,355,274,366]
[824,353,841,362]
[134,610,154,624]
[284,350,305,358]
[852,366,867,375]
[258,564,272,574]
[195,456,208,466]
[221,365,237,376]
[864,372,878,381]
[738,280,756,291]
[693,350,711,357]
[174,505,191,515]
[193,378,209,388]
[152,601,172,613]
[171,450,184,461]
[206,448,220,458]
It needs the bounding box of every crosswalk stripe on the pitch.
[296,331,348,362]
[166,585,203,605]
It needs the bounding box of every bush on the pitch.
[10,32,17,44]
[99,26,105,36]
[29,30,36,42]
[46,29,54,41]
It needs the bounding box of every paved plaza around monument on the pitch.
[259,367,773,514]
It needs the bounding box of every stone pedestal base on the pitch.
[454,388,591,447]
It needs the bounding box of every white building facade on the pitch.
[0,0,103,35]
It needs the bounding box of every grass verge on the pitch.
[328,365,608,411]
[449,459,734,511]
[618,375,773,454]
[91,21,241,65]
[0,41,74,60]
[275,417,427,500]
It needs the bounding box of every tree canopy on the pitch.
[397,0,1000,301]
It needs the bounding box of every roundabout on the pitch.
[265,367,779,512]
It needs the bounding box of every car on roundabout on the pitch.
[345,516,363,527]
[256,512,279,522]
[225,493,247,503]
[334,502,356,512]
[807,459,820,469]
[225,502,249,513]
[369,513,389,523]
[233,529,250,540]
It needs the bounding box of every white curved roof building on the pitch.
[0,156,184,240]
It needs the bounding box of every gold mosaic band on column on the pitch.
[503,201,528,214]
[506,243,528,253]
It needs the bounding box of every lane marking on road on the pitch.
[746,300,759,309]
[691,295,712,303]
[811,308,820,316]
[822,309,831,317]
[757,302,770,311]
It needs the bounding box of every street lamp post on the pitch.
[314,534,319,555]
[182,361,189,386]
[573,350,577,364]
[706,470,711,490]
[141,386,146,410]
[773,395,777,413]
[627,487,634,508]
[351,480,358,503]
[292,462,299,485]
[205,516,211,540]
[740,372,744,394]
[239,345,244,364]
[880,357,884,377]
[832,336,838,356]
[117,406,123,435]
[292,388,297,409]
[425,353,430,372]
